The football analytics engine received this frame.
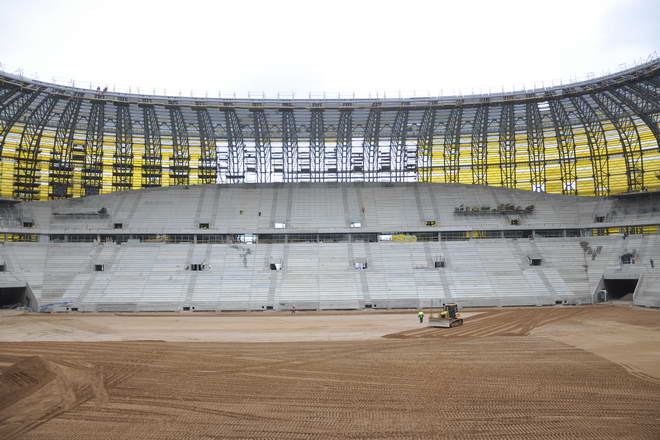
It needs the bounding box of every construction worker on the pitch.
[418,310,425,323]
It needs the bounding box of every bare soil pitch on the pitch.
[1,305,659,439]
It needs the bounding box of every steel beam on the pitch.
[470,104,489,185]
[168,104,191,186]
[417,107,436,182]
[140,103,162,188]
[363,104,381,181]
[0,87,18,107]
[569,95,610,196]
[336,106,353,182]
[223,107,245,182]
[49,95,82,198]
[443,106,463,183]
[324,112,337,182]
[280,107,298,183]
[402,112,418,179]
[195,106,218,184]
[13,94,59,200]
[609,85,660,152]
[524,101,547,192]
[0,88,41,155]
[309,106,324,182]
[592,91,645,192]
[547,98,578,194]
[390,106,409,182]
[251,107,272,183]
[81,100,106,196]
[643,77,660,93]
[112,100,133,191]
[625,83,660,111]
[498,103,516,188]
[634,81,660,126]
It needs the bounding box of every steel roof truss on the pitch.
[570,95,610,196]
[49,95,82,198]
[470,105,489,185]
[592,92,644,192]
[141,104,163,188]
[525,102,547,192]
[195,107,218,184]
[14,94,59,200]
[390,107,410,182]
[443,106,463,183]
[251,108,272,183]
[547,98,578,195]
[112,101,133,191]
[223,108,245,183]
[309,108,325,182]
[168,105,191,186]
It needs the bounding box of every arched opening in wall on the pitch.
[0,286,28,308]
[603,278,638,301]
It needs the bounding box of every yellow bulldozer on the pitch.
[428,303,464,328]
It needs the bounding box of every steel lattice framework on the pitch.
[49,94,82,198]
[251,107,272,183]
[0,87,41,156]
[140,103,163,188]
[280,107,298,183]
[610,85,660,147]
[336,105,353,182]
[0,58,658,200]
[309,107,324,182]
[80,100,106,196]
[416,107,435,183]
[547,97,578,195]
[570,94,610,196]
[363,104,381,181]
[525,101,546,192]
[223,107,245,183]
[443,105,463,183]
[390,106,410,182]
[470,103,489,186]
[168,104,191,186]
[498,102,516,188]
[195,106,217,185]
[592,91,644,192]
[14,94,59,200]
[113,100,133,191]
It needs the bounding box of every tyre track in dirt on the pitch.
[0,344,166,440]
[384,307,587,339]
[1,306,659,439]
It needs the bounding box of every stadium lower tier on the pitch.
[1,235,658,312]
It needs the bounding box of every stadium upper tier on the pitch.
[0,59,659,201]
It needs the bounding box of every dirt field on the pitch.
[0,310,479,343]
[1,305,659,439]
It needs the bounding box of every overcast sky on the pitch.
[0,0,658,98]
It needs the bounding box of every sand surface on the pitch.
[532,306,660,383]
[0,311,477,343]
[0,305,659,439]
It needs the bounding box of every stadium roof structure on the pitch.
[0,58,659,201]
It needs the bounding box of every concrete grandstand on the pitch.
[0,182,658,311]
[0,60,659,311]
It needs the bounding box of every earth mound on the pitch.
[0,356,107,439]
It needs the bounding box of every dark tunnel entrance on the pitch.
[603,278,638,301]
[0,286,28,308]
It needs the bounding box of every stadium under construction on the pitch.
[0,58,659,312]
